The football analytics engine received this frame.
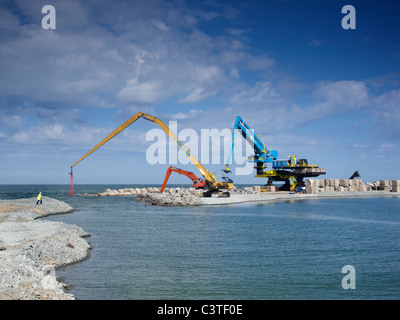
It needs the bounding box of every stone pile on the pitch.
[92,185,263,206]
[135,186,264,206]
[306,179,400,194]
[230,186,260,194]
[91,187,161,196]
[90,186,263,197]
[136,193,199,207]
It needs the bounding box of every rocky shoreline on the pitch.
[0,197,91,300]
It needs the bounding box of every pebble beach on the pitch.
[0,197,91,300]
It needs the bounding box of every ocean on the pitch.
[1,184,399,300]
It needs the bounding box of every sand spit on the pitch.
[0,197,91,300]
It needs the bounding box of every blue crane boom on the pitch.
[225,116,278,172]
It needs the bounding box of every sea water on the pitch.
[1,184,399,299]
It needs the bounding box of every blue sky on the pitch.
[0,0,399,185]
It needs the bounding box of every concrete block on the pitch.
[310,187,317,193]
[339,179,349,187]
[380,180,389,187]
[391,181,399,192]
[333,180,340,188]
[359,185,367,192]
[265,186,276,192]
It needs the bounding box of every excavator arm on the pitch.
[160,166,206,192]
[71,112,228,189]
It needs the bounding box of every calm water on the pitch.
[1,184,399,299]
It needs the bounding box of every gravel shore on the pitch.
[0,197,91,300]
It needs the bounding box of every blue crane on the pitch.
[224,116,326,191]
[224,116,278,173]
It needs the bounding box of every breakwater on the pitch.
[88,180,400,199]
[86,186,260,197]
[87,180,400,207]
[86,186,260,206]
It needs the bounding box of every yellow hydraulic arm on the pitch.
[71,112,230,189]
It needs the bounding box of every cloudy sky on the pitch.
[1,0,399,185]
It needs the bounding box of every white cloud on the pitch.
[169,109,203,120]
[313,81,368,107]
[230,81,278,104]
[151,19,169,31]
[374,89,400,120]
[118,79,164,105]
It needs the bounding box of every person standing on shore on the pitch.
[36,192,42,205]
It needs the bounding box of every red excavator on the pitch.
[160,166,206,193]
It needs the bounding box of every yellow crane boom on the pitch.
[71,112,232,190]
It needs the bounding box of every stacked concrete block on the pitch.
[378,180,389,191]
[305,179,313,193]
[304,178,382,194]
[265,185,276,192]
[359,185,367,192]
[334,179,340,188]
[392,180,400,192]
[339,179,349,187]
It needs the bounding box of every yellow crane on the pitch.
[70,112,233,196]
